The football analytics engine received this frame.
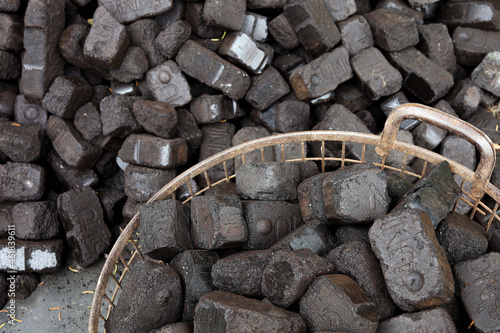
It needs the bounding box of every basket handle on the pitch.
[375,103,496,199]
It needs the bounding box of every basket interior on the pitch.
[90,134,500,332]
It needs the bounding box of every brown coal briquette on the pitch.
[299,274,378,332]
[124,164,176,202]
[241,200,303,250]
[262,249,334,308]
[190,94,243,125]
[194,291,306,333]
[397,161,461,228]
[454,252,500,333]
[154,20,192,60]
[46,115,102,169]
[20,0,65,103]
[271,220,336,256]
[236,162,300,200]
[105,260,182,333]
[232,126,274,169]
[438,2,500,31]
[211,250,273,298]
[83,6,129,69]
[127,19,163,67]
[57,186,111,268]
[338,15,374,56]
[190,194,247,250]
[289,47,352,100]
[0,162,46,202]
[453,27,500,67]
[369,208,455,312]
[132,100,177,139]
[378,307,457,332]
[284,0,340,57]
[322,164,390,224]
[139,199,192,260]
[171,250,219,322]
[176,40,251,100]
[12,201,59,240]
[42,76,93,119]
[327,240,396,320]
[0,121,45,163]
[118,134,188,169]
[219,32,267,75]
[437,212,489,265]
[146,60,192,107]
[268,14,300,50]
[418,23,457,76]
[0,239,63,273]
[203,0,246,31]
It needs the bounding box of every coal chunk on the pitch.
[124,164,176,202]
[83,7,129,69]
[369,208,455,312]
[109,47,148,83]
[365,8,419,52]
[397,161,461,228]
[436,212,488,265]
[105,260,182,333]
[299,274,378,333]
[12,201,59,240]
[388,47,454,103]
[154,20,192,60]
[190,94,243,125]
[21,0,65,102]
[289,46,352,100]
[139,199,192,260]
[100,95,142,138]
[262,249,334,308]
[268,14,300,50]
[130,100,177,139]
[0,122,44,163]
[191,195,247,250]
[46,115,102,169]
[42,76,93,119]
[203,0,246,31]
[170,250,219,322]
[98,0,172,24]
[323,164,390,224]
[327,241,396,320]
[176,109,202,152]
[242,200,303,250]
[0,239,63,273]
[176,40,251,100]
[219,32,267,75]
[211,250,273,297]
[118,134,188,169]
[351,47,402,100]
[453,27,500,68]
[378,307,457,332]
[57,186,112,267]
[284,0,340,57]
[236,162,300,200]
[194,291,306,333]
[0,50,20,80]
[271,220,335,256]
[418,23,457,75]
[472,51,500,97]
[338,15,374,56]
[439,2,500,31]
[147,60,192,108]
[0,163,45,202]
[245,67,289,110]
[454,252,500,333]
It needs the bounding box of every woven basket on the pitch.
[89,103,500,332]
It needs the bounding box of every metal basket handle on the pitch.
[375,103,496,199]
